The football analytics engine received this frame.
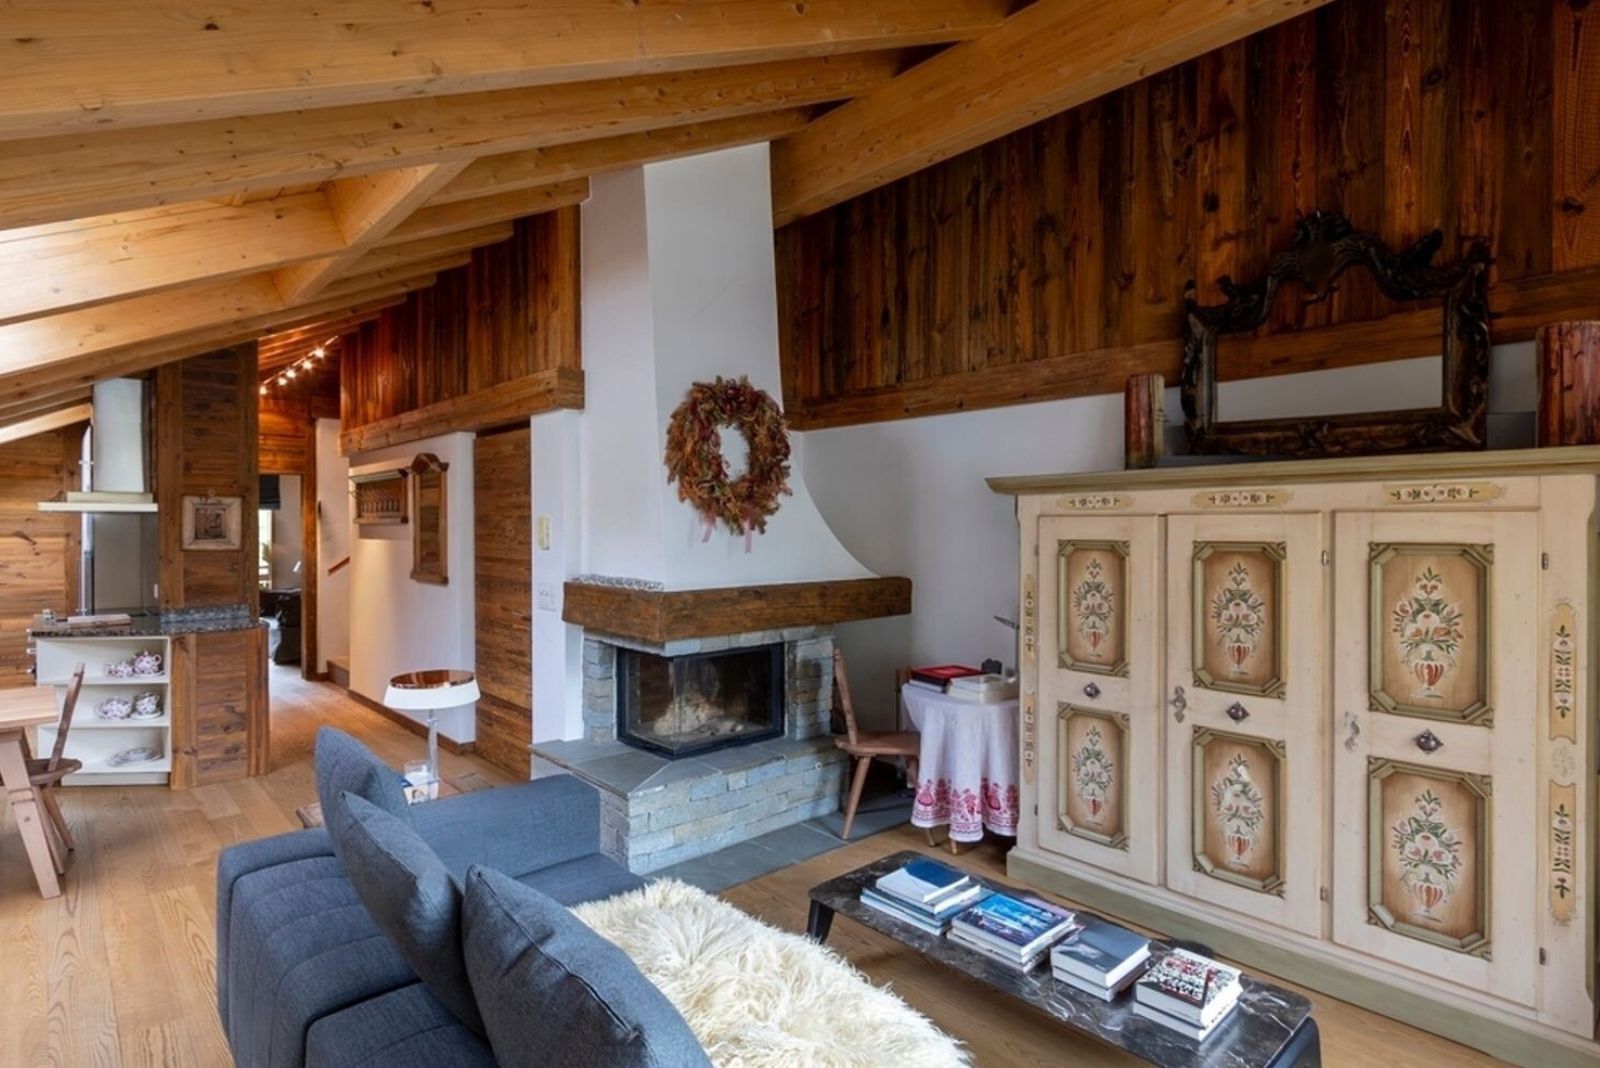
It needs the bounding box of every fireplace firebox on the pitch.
[615,643,785,758]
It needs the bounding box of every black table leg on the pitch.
[1266,1018,1320,1068]
[807,900,834,943]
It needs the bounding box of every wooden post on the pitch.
[1124,373,1165,469]
[1537,321,1600,446]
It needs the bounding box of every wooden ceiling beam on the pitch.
[429,110,813,206]
[0,1,1006,140]
[345,226,515,277]
[0,53,904,231]
[0,281,433,402]
[770,0,1334,225]
[0,401,94,447]
[258,317,375,369]
[0,192,346,326]
[272,162,469,304]
[0,387,93,428]
[381,180,590,247]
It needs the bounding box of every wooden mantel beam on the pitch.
[0,1,1007,141]
[770,0,1333,226]
[0,53,904,231]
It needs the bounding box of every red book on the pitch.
[910,664,984,690]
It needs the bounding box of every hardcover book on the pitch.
[1134,949,1242,1027]
[875,858,973,906]
[950,893,1077,955]
[1049,917,1151,986]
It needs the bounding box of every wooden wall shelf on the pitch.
[562,576,912,644]
[351,469,408,525]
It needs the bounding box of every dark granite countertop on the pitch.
[29,606,263,638]
[810,850,1315,1068]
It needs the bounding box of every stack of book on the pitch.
[1132,948,1242,1041]
[859,858,988,935]
[946,892,1081,971]
[946,673,1019,703]
[905,664,983,694]
[1049,916,1151,1001]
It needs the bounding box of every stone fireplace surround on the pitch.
[533,622,848,874]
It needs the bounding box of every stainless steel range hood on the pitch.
[37,379,156,513]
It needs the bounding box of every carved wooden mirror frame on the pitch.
[1180,211,1492,457]
[409,453,448,585]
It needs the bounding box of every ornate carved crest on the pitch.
[1180,211,1491,457]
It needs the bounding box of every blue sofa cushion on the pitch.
[329,793,485,1038]
[314,727,410,858]
[462,866,710,1068]
[306,983,496,1068]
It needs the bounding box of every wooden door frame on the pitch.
[260,429,319,681]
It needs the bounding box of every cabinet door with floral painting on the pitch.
[1035,515,1161,884]
[1162,513,1325,937]
[1331,511,1538,1008]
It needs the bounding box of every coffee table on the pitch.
[808,850,1320,1068]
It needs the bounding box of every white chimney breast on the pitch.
[578,146,873,591]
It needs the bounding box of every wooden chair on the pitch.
[26,663,84,872]
[833,648,920,840]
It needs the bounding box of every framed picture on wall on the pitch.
[182,494,243,551]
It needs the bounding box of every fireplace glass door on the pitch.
[616,644,784,757]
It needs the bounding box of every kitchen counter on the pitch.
[28,605,264,639]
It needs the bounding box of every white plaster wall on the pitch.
[805,341,1539,730]
[578,168,669,584]
[348,432,477,741]
[315,419,350,674]
[532,409,585,744]
[642,146,871,588]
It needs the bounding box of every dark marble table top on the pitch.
[28,605,262,638]
[810,850,1314,1068]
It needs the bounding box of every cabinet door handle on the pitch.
[1414,729,1444,754]
[1169,685,1187,724]
[1082,682,1101,699]
[1343,711,1361,753]
[1225,701,1250,723]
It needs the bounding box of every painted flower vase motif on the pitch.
[1391,788,1464,922]
[104,659,134,678]
[1209,752,1265,869]
[132,650,163,676]
[1070,724,1114,826]
[1391,567,1464,699]
[1210,561,1265,678]
[1070,556,1114,659]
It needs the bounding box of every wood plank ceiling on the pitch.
[0,0,1328,432]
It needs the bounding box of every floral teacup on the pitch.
[132,691,163,718]
[97,696,133,720]
[104,660,135,678]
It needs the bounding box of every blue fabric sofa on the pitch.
[215,730,648,1068]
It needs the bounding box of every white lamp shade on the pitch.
[384,671,480,711]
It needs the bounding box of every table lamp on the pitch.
[383,669,479,792]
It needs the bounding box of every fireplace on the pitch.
[615,643,785,757]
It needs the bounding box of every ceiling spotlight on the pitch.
[311,347,326,360]
[277,375,289,386]
[286,368,297,379]
[259,384,268,395]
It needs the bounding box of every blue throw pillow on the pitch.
[314,726,410,852]
[330,792,485,1037]
[462,866,709,1068]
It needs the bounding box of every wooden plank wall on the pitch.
[0,426,82,687]
[340,209,582,452]
[473,427,533,778]
[775,0,1600,429]
[154,344,260,612]
[259,368,337,473]
[169,626,269,788]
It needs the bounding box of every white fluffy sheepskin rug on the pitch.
[572,879,972,1068]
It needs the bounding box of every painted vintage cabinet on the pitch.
[991,448,1599,1067]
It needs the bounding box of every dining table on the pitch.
[0,686,63,898]
[900,683,1021,849]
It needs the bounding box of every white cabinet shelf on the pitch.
[34,636,171,787]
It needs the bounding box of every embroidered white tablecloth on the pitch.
[901,685,1020,843]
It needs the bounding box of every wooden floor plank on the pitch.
[0,664,1507,1065]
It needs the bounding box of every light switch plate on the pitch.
[535,516,552,551]
[536,582,558,612]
